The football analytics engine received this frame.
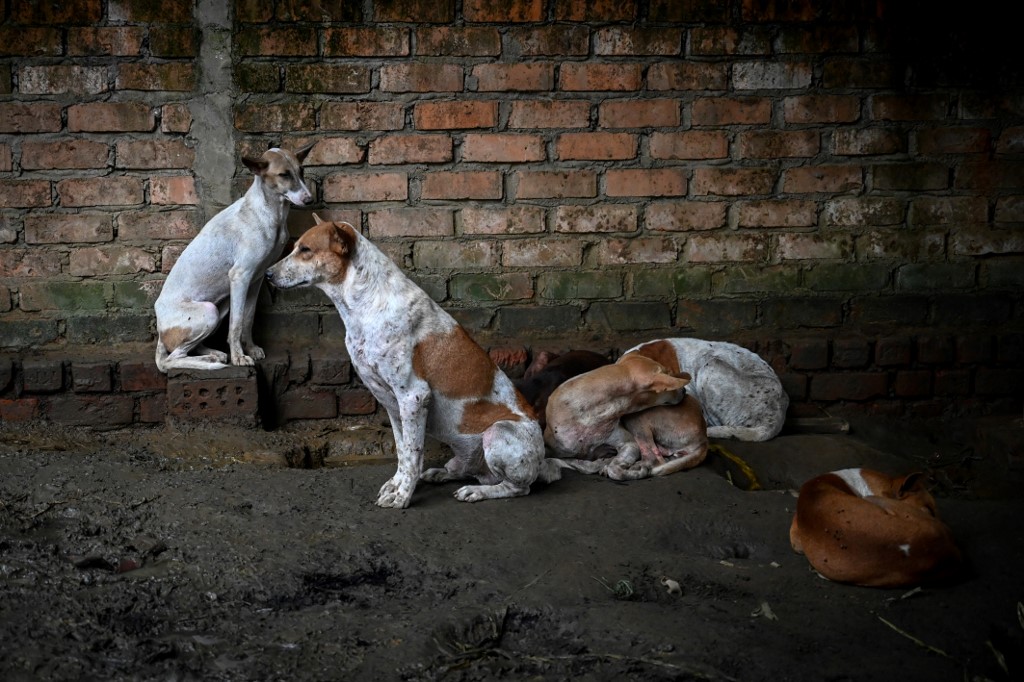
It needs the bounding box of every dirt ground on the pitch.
[1,412,1022,682]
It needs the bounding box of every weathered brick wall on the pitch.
[1,0,1023,426]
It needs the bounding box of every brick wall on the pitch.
[1,0,1022,427]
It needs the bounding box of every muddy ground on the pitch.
[1,413,1022,682]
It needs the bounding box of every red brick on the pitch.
[784,95,860,124]
[555,0,636,21]
[70,246,156,276]
[234,103,316,132]
[120,360,167,391]
[606,169,687,197]
[833,128,905,155]
[594,27,681,55]
[933,369,971,396]
[279,388,339,421]
[25,214,112,244]
[956,335,994,364]
[692,97,771,125]
[415,241,500,269]
[738,130,819,158]
[649,62,729,90]
[917,335,954,364]
[414,100,498,129]
[324,172,408,202]
[0,27,62,56]
[161,103,192,133]
[909,197,987,226]
[809,373,889,401]
[338,388,377,415]
[237,26,317,57]
[116,64,194,92]
[374,0,453,22]
[974,368,1024,396]
[516,171,597,199]
[741,1,818,21]
[778,26,858,53]
[690,27,771,55]
[68,102,155,133]
[692,167,775,196]
[13,0,102,23]
[368,134,452,164]
[875,337,912,366]
[46,394,137,427]
[508,100,589,129]
[22,360,63,392]
[138,395,166,423]
[685,234,768,263]
[871,94,950,121]
[956,160,1024,190]
[650,131,728,160]
[68,26,144,55]
[782,166,863,194]
[109,0,190,22]
[736,200,817,228]
[505,26,589,56]
[119,211,199,241]
[646,201,728,232]
[116,139,194,169]
[789,338,829,370]
[380,63,463,92]
[777,233,853,260]
[19,65,107,95]
[463,133,545,162]
[0,180,52,208]
[460,206,545,235]
[0,103,62,133]
[422,171,502,200]
[150,27,196,58]
[894,370,932,397]
[322,102,404,131]
[167,369,260,426]
[0,250,61,277]
[324,27,410,57]
[553,205,637,234]
[368,208,454,238]
[823,58,900,89]
[416,26,501,55]
[832,338,871,368]
[0,398,40,422]
[996,126,1024,154]
[0,144,9,172]
[596,237,677,265]
[21,140,108,170]
[599,99,679,128]
[917,127,990,155]
[57,177,143,207]
[874,163,948,191]
[305,138,364,165]
[556,132,636,161]
[463,0,542,21]
[151,176,199,205]
[734,61,813,90]
[72,362,113,393]
[502,239,582,267]
[285,65,371,94]
[473,63,554,91]
[560,63,642,91]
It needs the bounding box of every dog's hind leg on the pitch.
[155,301,229,372]
[453,419,543,502]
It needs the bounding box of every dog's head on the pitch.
[243,143,315,206]
[266,214,356,289]
[615,354,691,409]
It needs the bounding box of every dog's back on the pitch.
[790,468,963,588]
[514,350,610,429]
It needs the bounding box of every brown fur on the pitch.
[628,340,681,375]
[460,400,521,434]
[412,327,497,400]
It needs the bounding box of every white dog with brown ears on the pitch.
[265,215,562,509]
[154,143,314,372]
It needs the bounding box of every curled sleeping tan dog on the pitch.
[789,468,963,588]
[621,391,709,477]
[265,215,561,508]
[624,337,788,441]
[514,349,611,430]
[543,354,691,480]
[155,144,314,372]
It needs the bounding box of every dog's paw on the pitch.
[248,346,266,361]
[231,354,255,367]
[420,467,452,483]
[453,485,488,503]
[376,478,412,508]
[605,463,651,481]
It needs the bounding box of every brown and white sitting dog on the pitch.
[789,468,963,588]
[624,337,788,441]
[543,354,692,480]
[266,216,561,508]
[621,393,709,477]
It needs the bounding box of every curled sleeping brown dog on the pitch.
[789,467,963,588]
[514,350,611,430]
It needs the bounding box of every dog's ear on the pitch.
[312,213,324,224]
[242,156,269,175]
[645,372,690,393]
[896,472,928,497]
[329,222,356,257]
[294,141,316,163]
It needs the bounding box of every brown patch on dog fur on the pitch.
[412,326,496,399]
[459,399,520,434]
[160,326,191,353]
[626,340,681,375]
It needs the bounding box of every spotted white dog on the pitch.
[623,337,788,441]
[265,216,561,508]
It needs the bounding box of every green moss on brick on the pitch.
[717,265,800,295]
[633,267,711,297]
[451,273,532,302]
[805,264,892,292]
[237,64,280,93]
[539,271,622,300]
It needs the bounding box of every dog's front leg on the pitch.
[377,388,430,509]
[227,264,255,366]
[239,275,266,361]
[602,426,650,481]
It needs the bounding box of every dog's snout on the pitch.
[265,268,275,283]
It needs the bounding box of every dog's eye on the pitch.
[279,171,291,178]
[297,245,311,253]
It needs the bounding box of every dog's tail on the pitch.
[707,425,780,442]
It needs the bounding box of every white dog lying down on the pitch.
[623,337,788,441]
[266,216,561,508]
